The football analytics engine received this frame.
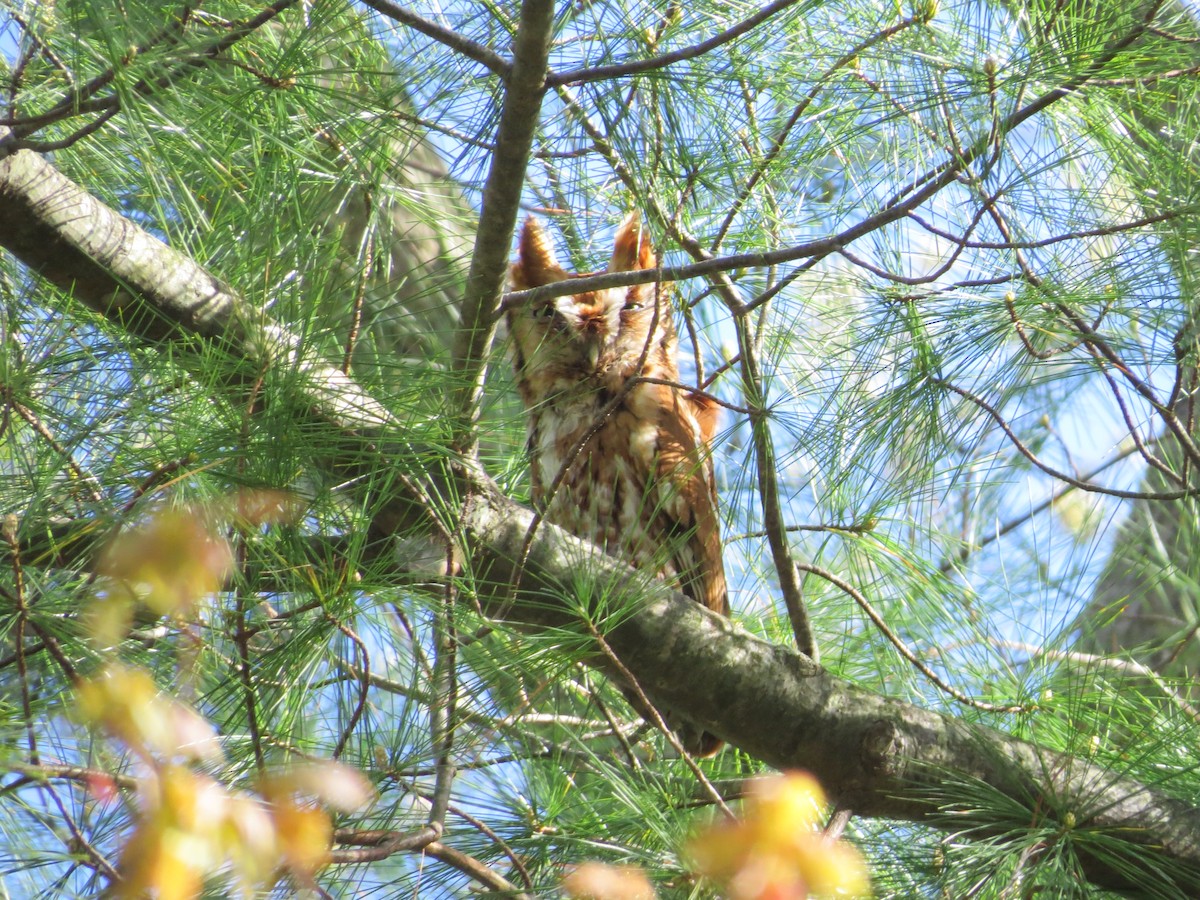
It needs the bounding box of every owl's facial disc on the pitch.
[555,291,621,371]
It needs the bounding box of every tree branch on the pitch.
[450,0,556,452]
[545,0,803,87]
[357,0,511,80]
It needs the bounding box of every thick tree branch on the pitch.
[450,0,555,451]
[0,149,394,431]
[2,151,1199,897]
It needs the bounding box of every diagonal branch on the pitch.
[546,0,803,87]
[1,0,304,153]
[358,0,511,79]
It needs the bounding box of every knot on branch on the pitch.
[860,719,905,777]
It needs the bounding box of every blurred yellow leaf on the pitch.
[563,862,657,900]
[273,799,332,875]
[261,760,375,813]
[687,772,869,899]
[75,665,222,763]
[98,506,232,619]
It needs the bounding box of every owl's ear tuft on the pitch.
[511,216,566,288]
[609,211,656,273]
[688,391,720,445]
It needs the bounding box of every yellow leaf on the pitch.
[563,862,657,900]
[273,800,332,875]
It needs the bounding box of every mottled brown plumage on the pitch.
[508,212,729,754]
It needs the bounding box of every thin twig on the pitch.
[3,516,38,765]
[448,801,535,891]
[586,623,735,821]
[547,0,803,87]
[427,543,460,834]
[712,15,921,250]
[8,397,104,505]
[938,438,1151,573]
[358,0,511,80]
[328,615,371,760]
[796,561,1032,713]
[2,0,303,151]
[938,379,1198,501]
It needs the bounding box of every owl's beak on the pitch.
[582,334,602,370]
[580,316,605,369]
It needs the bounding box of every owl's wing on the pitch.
[654,388,730,617]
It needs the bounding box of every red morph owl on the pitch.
[508,211,729,755]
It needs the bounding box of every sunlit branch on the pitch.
[1088,62,1200,85]
[358,0,511,79]
[425,841,535,899]
[546,0,803,87]
[427,553,459,833]
[937,379,1199,500]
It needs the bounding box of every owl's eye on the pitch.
[623,300,644,311]
[532,304,556,319]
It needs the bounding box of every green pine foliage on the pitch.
[3,0,1200,896]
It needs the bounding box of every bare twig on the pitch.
[796,561,1032,714]
[712,15,922,250]
[6,396,104,506]
[3,516,38,765]
[938,438,1150,573]
[425,840,536,900]
[358,0,511,79]
[937,379,1198,501]
[586,622,734,821]
[328,615,371,760]
[547,0,803,87]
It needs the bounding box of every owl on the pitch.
[508,211,729,755]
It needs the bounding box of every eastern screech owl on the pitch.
[508,212,729,755]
